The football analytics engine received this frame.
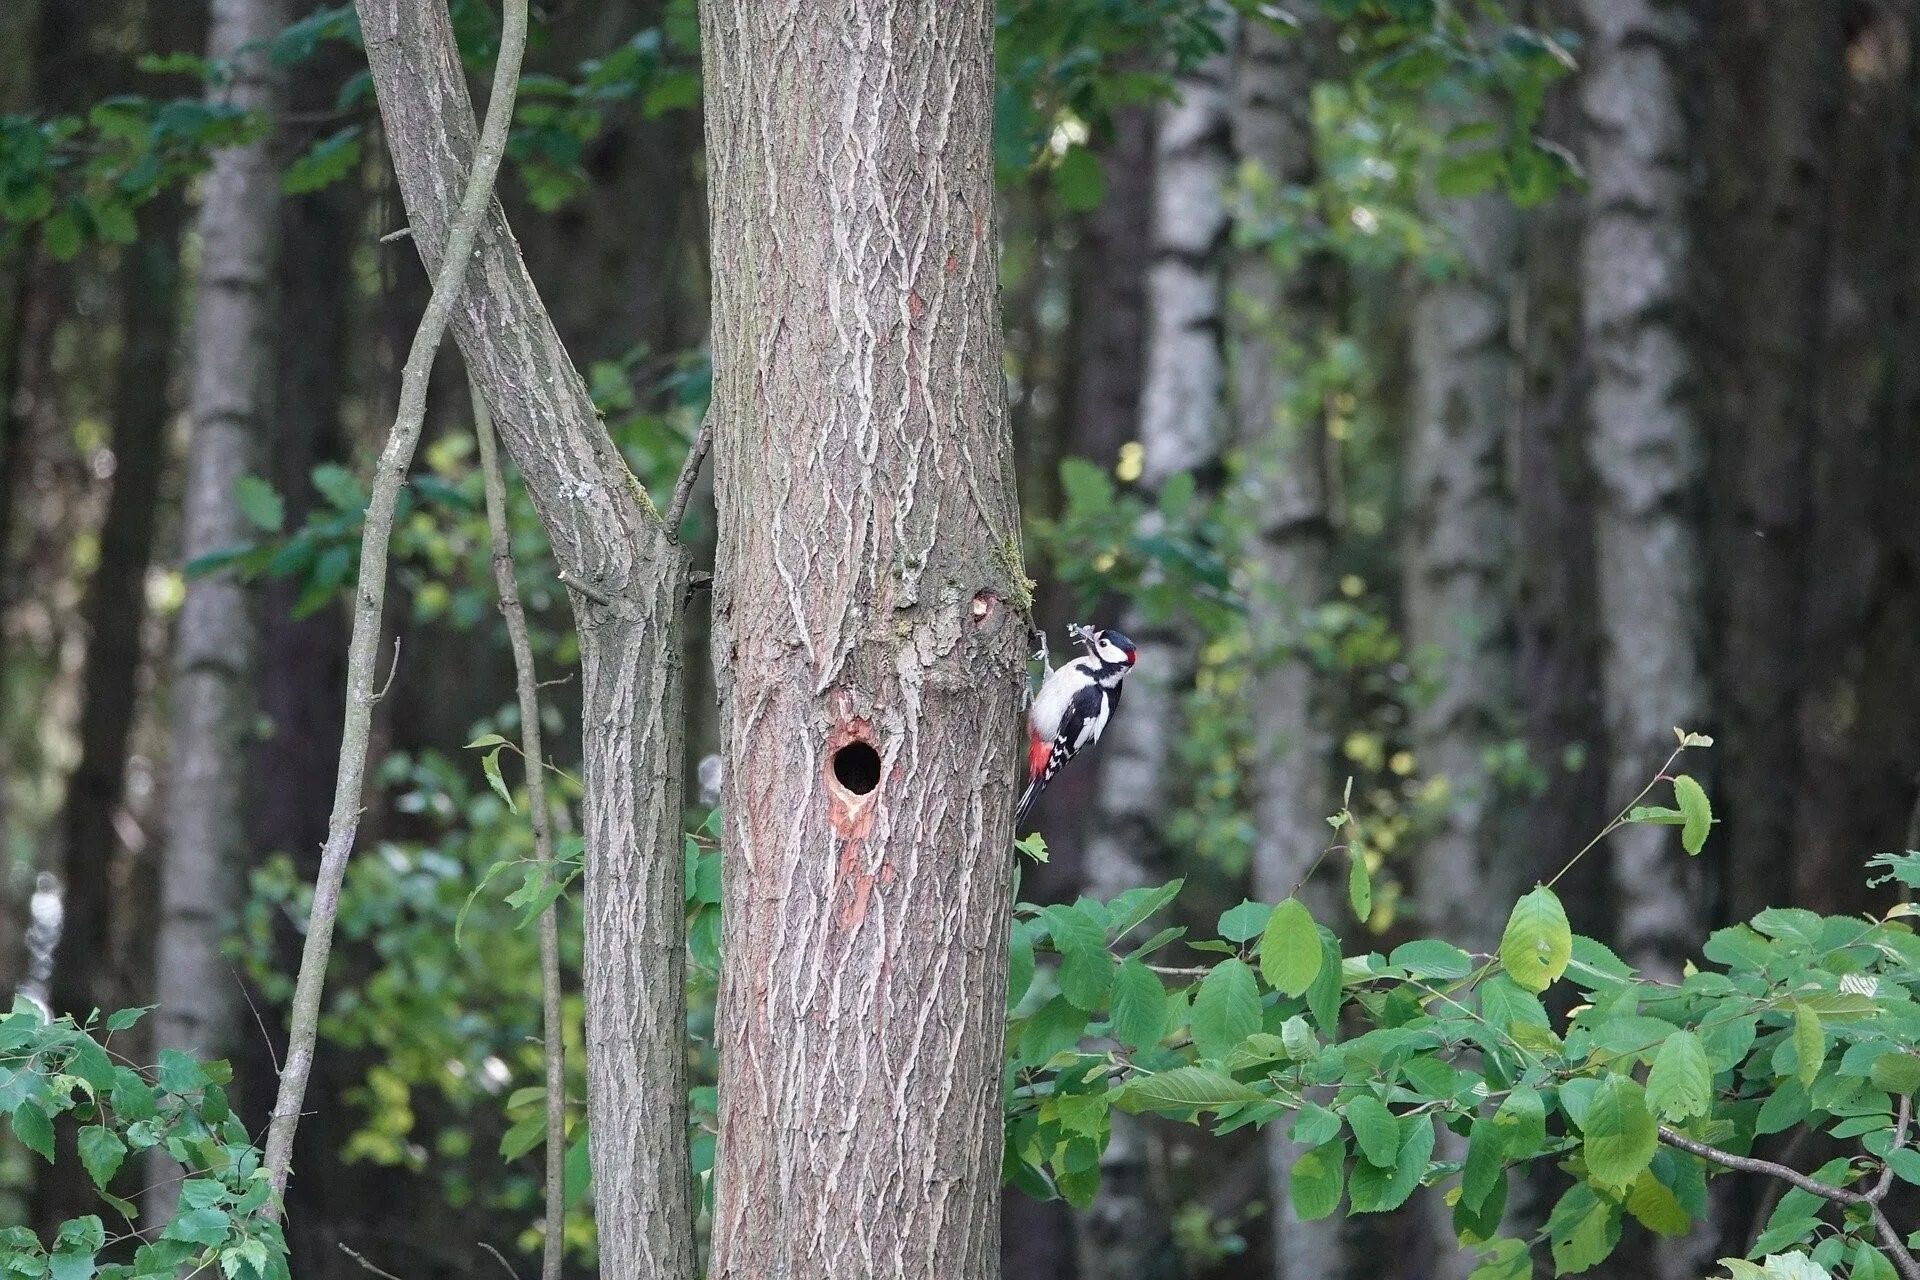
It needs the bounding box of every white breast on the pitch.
[1029,657,1098,741]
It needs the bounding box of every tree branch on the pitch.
[664,414,712,539]
[1658,1125,1920,1280]
[261,0,530,1208]
[472,374,567,1280]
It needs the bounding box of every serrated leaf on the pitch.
[1625,1168,1691,1237]
[11,1101,53,1162]
[1191,959,1262,1061]
[1647,1030,1713,1122]
[1045,904,1114,1013]
[1549,1182,1622,1275]
[1348,848,1371,921]
[1499,886,1572,993]
[1306,931,1343,1034]
[1345,1094,1402,1168]
[1460,1116,1503,1214]
[1869,1051,1920,1096]
[1217,899,1271,942]
[1389,939,1473,980]
[77,1126,125,1191]
[1674,775,1712,854]
[1792,1004,1824,1089]
[1492,1086,1547,1158]
[1582,1075,1658,1191]
[1467,1238,1533,1280]
[1117,1066,1263,1112]
[1259,898,1321,997]
[1288,1138,1346,1220]
[1348,1113,1433,1213]
[1108,959,1169,1051]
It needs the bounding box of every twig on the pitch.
[372,636,402,702]
[555,569,612,607]
[379,226,412,243]
[1870,1094,1913,1203]
[472,372,568,1280]
[663,413,712,538]
[339,1245,406,1280]
[261,0,532,1210]
[1657,1125,1920,1280]
[477,1243,524,1280]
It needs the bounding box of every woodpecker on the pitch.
[1016,623,1139,827]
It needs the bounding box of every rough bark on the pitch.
[1701,1,1843,920]
[1227,19,1346,1280]
[1073,24,1236,1280]
[1577,0,1706,978]
[700,2,1026,1275]
[148,0,283,1222]
[354,2,694,1273]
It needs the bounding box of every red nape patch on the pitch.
[1028,732,1051,781]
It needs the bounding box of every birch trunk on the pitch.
[1227,19,1345,1280]
[1404,154,1522,949]
[355,4,695,1274]
[148,0,283,1218]
[701,3,1026,1274]
[1073,24,1235,1280]
[1578,0,1706,978]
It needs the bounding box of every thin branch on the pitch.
[1658,1125,1920,1280]
[338,1245,406,1280]
[261,0,532,1209]
[555,569,612,607]
[663,414,713,538]
[1870,1094,1913,1203]
[477,1243,524,1280]
[472,372,568,1280]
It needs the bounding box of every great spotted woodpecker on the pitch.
[1016,623,1139,827]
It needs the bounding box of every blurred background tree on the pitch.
[2,0,1918,1277]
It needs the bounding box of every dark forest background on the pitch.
[3,1,1919,1277]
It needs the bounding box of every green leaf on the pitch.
[1582,1075,1658,1191]
[1048,908,1115,1013]
[481,747,516,813]
[11,1101,53,1162]
[49,1249,96,1280]
[1348,1112,1433,1213]
[1791,1004,1824,1089]
[1460,1116,1503,1214]
[1869,1051,1920,1096]
[1259,898,1321,997]
[1306,931,1343,1034]
[1499,885,1572,994]
[1467,1238,1533,1280]
[1851,1242,1899,1280]
[1017,996,1089,1065]
[1108,959,1169,1051]
[1117,1066,1263,1112]
[164,1206,230,1247]
[1646,1030,1713,1122]
[1190,959,1261,1061]
[1348,848,1371,921]
[1345,1094,1402,1168]
[1006,925,1035,1009]
[1548,1182,1622,1275]
[1288,1138,1346,1221]
[500,1112,546,1160]
[77,1126,125,1191]
[1674,774,1712,854]
[1389,939,1473,980]
[1492,1086,1547,1159]
[233,475,284,533]
[1217,899,1271,943]
[104,1007,147,1033]
[1624,1168,1692,1237]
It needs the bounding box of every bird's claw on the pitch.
[1029,626,1050,667]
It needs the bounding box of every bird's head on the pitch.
[1076,625,1137,669]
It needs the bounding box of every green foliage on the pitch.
[0,1003,288,1277]
[1002,754,1920,1279]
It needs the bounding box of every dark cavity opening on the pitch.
[832,741,881,796]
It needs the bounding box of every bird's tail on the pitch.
[1015,777,1042,828]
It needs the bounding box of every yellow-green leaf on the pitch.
[1499,886,1572,994]
[1582,1075,1657,1191]
[1674,774,1712,855]
[1646,1030,1712,1122]
[1791,1004,1824,1089]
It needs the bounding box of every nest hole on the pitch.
[831,741,881,796]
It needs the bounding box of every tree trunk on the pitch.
[354,3,695,1274]
[700,2,1026,1275]
[1227,18,1347,1280]
[1075,22,1235,1280]
[1403,153,1523,948]
[1701,1,1843,921]
[148,0,285,1221]
[1577,0,1706,978]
